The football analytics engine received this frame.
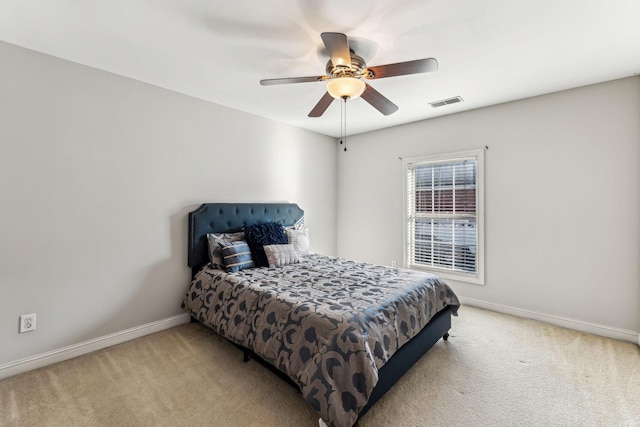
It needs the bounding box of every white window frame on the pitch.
[403,149,485,285]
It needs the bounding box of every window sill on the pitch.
[408,264,485,285]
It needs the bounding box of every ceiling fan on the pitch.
[260,32,438,118]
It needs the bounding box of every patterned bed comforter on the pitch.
[181,253,460,427]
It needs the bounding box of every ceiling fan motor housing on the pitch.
[326,52,367,79]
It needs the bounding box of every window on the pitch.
[403,149,484,284]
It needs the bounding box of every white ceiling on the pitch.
[1,0,639,138]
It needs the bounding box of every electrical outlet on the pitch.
[391,260,397,268]
[19,313,36,333]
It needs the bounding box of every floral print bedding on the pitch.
[182,253,460,427]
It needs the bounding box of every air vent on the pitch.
[429,96,463,108]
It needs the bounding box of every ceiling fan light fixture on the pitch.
[327,77,366,100]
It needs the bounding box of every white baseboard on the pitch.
[2,301,637,381]
[0,313,191,380]
[459,296,639,345]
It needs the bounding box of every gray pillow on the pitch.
[263,244,300,268]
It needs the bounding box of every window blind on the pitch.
[407,157,478,274]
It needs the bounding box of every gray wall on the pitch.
[337,77,640,335]
[2,39,638,368]
[0,42,337,365]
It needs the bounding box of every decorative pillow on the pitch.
[219,240,254,272]
[244,222,288,267]
[284,217,305,231]
[263,244,300,268]
[286,228,310,255]
[207,231,245,269]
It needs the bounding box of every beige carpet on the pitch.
[1,306,639,427]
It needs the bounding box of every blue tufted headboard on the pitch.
[188,202,304,277]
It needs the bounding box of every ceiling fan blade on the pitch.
[363,58,438,80]
[361,84,399,116]
[321,32,351,67]
[308,92,334,117]
[260,76,326,86]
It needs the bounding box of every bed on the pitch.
[182,202,460,427]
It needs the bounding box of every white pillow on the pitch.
[286,228,310,255]
[263,244,300,268]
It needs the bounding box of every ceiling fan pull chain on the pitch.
[339,98,343,146]
[343,97,348,152]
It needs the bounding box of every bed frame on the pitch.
[187,202,452,420]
